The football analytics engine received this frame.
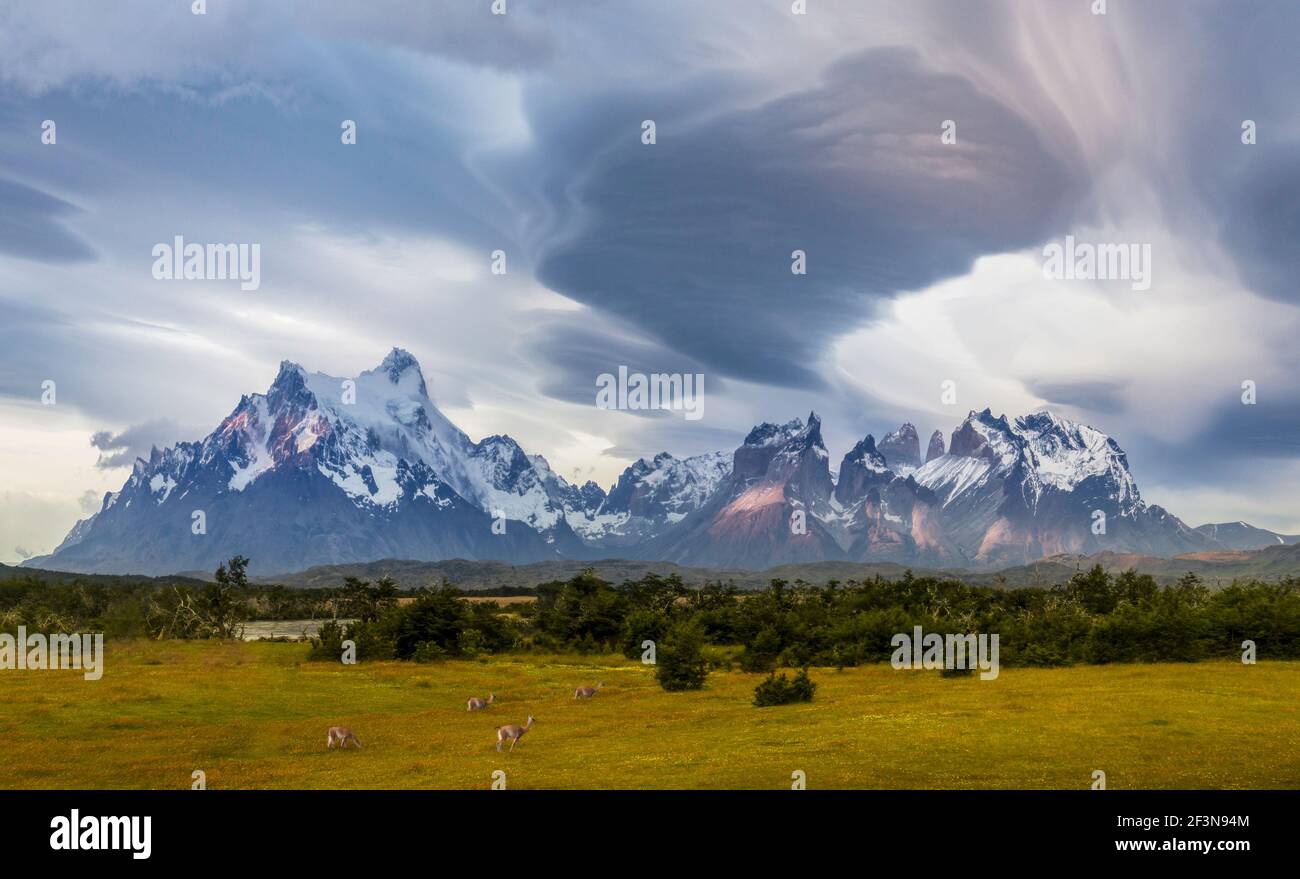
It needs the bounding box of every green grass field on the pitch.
[2,640,1296,789]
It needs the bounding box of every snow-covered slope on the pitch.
[912,409,1213,564]
[29,350,591,574]
[568,451,731,547]
[292,350,578,531]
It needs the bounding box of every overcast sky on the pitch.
[2,0,1298,562]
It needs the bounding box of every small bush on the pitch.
[737,626,782,673]
[622,608,668,661]
[701,644,737,672]
[655,620,709,691]
[308,619,395,662]
[307,620,346,661]
[456,628,488,658]
[753,668,817,707]
[412,641,449,663]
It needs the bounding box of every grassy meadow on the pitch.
[1,639,1296,789]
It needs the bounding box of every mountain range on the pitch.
[25,348,1299,576]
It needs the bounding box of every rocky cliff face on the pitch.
[911,409,1215,565]
[878,422,922,469]
[925,429,945,463]
[640,414,844,569]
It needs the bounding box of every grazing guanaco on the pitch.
[326,726,362,749]
[467,693,495,711]
[496,716,534,752]
[574,682,603,699]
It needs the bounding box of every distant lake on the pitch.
[240,619,355,641]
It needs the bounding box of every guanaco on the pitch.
[496,716,534,752]
[326,726,362,749]
[467,693,495,711]
[574,682,603,699]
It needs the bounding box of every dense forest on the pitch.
[4,558,1298,672]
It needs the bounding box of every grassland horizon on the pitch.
[2,640,1296,791]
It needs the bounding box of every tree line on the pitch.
[5,560,1298,672]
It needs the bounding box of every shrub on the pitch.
[412,640,449,663]
[388,587,469,659]
[655,620,709,691]
[456,628,488,658]
[702,644,737,671]
[737,625,782,673]
[622,608,668,660]
[307,620,346,661]
[753,668,817,707]
[307,619,395,662]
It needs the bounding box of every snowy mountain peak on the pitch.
[913,407,1150,565]
[375,347,429,396]
[744,417,805,447]
[1013,410,1136,498]
[879,422,922,469]
[570,448,731,546]
[947,408,1019,465]
[380,346,418,372]
[845,434,886,470]
[804,411,825,444]
[834,433,892,507]
[275,358,305,379]
[127,349,583,529]
[940,408,1137,497]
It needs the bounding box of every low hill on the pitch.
[0,562,208,589]
[255,558,949,591]
[11,544,1299,592]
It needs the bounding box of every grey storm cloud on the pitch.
[0,299,231,426]
[1132,350,1300,494]
[1149,1,1300,307]
[1022,379,1129,416]
[520,313,725,412]
[89,419,191,470]
[0,178,95,263]
[1216,147,1300,306]
[1188,392,1300,464]
[532,47,1087,389]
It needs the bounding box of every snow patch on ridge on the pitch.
[227,396,275,491]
